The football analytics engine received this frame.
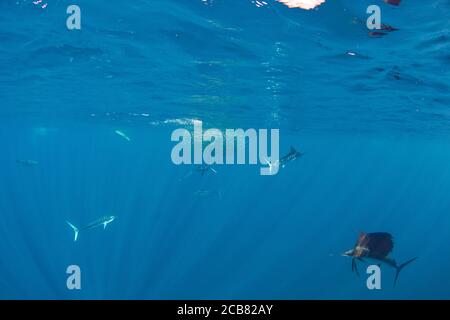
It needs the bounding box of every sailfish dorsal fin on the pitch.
[355,232,367,246]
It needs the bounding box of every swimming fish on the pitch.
[194,189,222,198]
[368,23,399,37]
[179,165,218,181]
[385,0,401,5]
[342,232,417,286]
[66,216,117,241]
[265,146,303,174]
[16,159,39,167]
[196,165,217,177]
[279,146,303,167]
[115,130,131,141]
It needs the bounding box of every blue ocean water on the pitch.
[0,0,449,299]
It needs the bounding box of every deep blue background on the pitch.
[0,0,449,299]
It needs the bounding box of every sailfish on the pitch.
[342,232,417,286]
[66,216,116,242]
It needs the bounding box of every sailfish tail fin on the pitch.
[264,157,279,174]
[66,221,79,242]
[394,257,417,287]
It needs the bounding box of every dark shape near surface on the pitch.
[369,24,399,38]
[343,232,417,286]
[385,0,401,5]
